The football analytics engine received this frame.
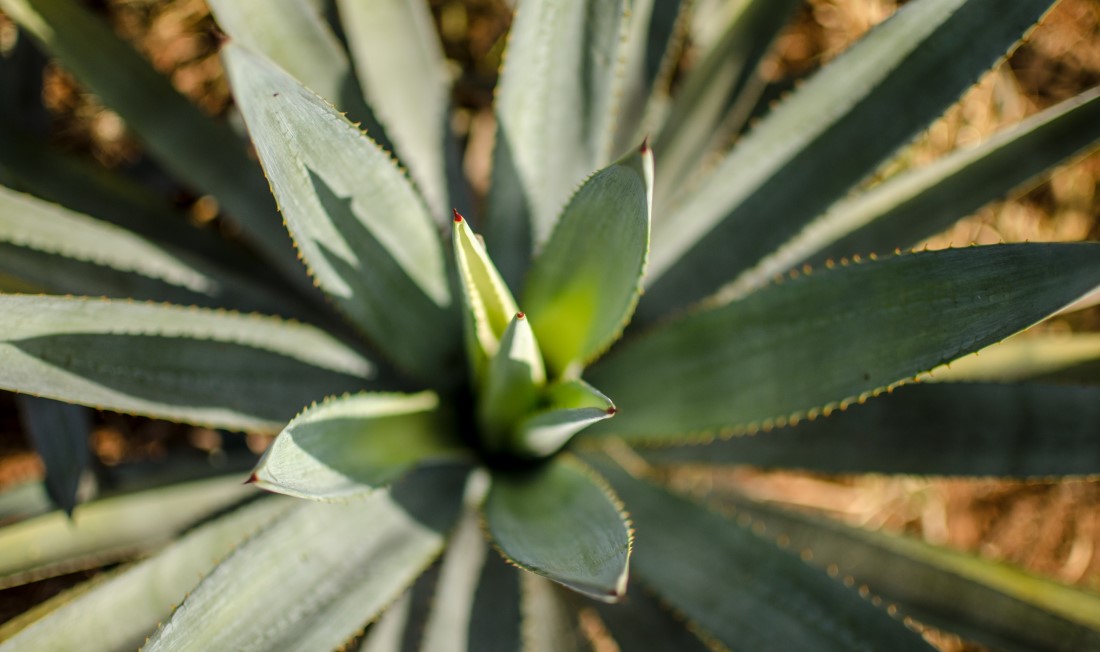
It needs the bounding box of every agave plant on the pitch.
[1,0,1100,649]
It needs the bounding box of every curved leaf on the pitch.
[16,395,91,515]
[0,295,373,432]
[729,85,1100,299]
[524,145,653,376]
[515,379,615,458]
[337,0,455,221]
[586,244,1100,442]
[144,466,468,652]
[640,0,1057,322]
[251,392,467,500]
[718,492,1100,652]
[640,382,1100,477]
[590,456,933,652]
[0,475,249,589]
[479,313,545,453]
[485,0,630,288]
[0,0,307,291]
[223,43,460,384]
[485,455,631,602]
[0,496,292,652]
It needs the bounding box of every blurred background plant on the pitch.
[0,0,1098,649]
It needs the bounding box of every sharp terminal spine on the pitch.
[452,209,463,223]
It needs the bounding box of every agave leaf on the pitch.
[729,86,1100,299]
[0,475,249,589]
[0,295,373,432]
[144,466,467,652]
[0,482,51,524]
[716,492,1100,652]
[479,313,546,453]
[484,455,631,602]
[640,382,1100,477]
[15,395,91,516]
[336,0,457,222]
[520,573,589,652]
[928,332,1100,383]
[251,392,468,501]
[206,0,381,135]
[223,43,460,384]
[418,504,491,652]
[0,496,292,651]
[585,244,1100,442]
[611,0,688,156]
[452,210,520,375]
[485,0,630,289]
[0,0,308,291]
[358,590,413,652]
[640,0,1057,322]
[652,0,801,201]
[590,456,934,651]
[594,585,713,652]
[468,545,524,651]
[514,379,615,458]
[524,145,654,376]
[0,186,295,315]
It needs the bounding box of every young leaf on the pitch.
[585,244,1100,443]
[251,392,468,501]
[0,496,293,652]
[485,0,631,289]
[478,313,545,453]
[0,295,373,432]
[0,476,249,588]
[639,382,1100,477]
[718,492,1100,652]
[15,395,91,516]
[514,379,616,458]
[640,0,1058,323]
[590,456,934,652]
[0,0,307,292]
[143,466,468,652]
[337,0,456,221]
[452,210,520,375]
[524,145,654,376]
[484,456,631,602]
[728,86,1100,299]
[223,43,460,385]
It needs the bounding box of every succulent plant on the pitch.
[1,0,1100,650]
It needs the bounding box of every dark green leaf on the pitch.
[485,456,631,602]
[595,585,712,652]
[586,244,1100,442]
[590,456,933,651]
[16,395,91,515]
[639,382,1100,477]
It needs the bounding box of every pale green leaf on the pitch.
[590,456,934,651]
[515,379,615,458]
[0,185,291,314]
[16,395,91,515]
[928,332,1100,383]
[207,0,379,132]
[639,382,1100,477]
[586,244,1100,442]
[223,43,460,384]
[652,0,801,201]
[0,475,249,589]
[485,0,631,288]
[716,492,1100,652]
[0,295,373,432]
[0,482,51,524]
[728,85,1100,300]
[337,0,456,221]
[485,455,631,602]
[452,210,520,375]
[520,573,588,652]
[640,0,1057,322]
[0,0,307,291]
[0,496,292,652]
[524,145,653,376]
[419,505,492,652]
[478,313,545,453]
[143,466,468,652]
[251,391,467,500]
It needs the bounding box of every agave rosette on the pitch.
[0,0,1099,650]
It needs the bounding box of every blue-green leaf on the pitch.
[16,395,91,516]
[586,244,1100,443]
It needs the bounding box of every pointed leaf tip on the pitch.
[244,473,258,485]
[606,406,618,416]
[516,312,526,319]
[640,137,650,155]
[453,209,463,223]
